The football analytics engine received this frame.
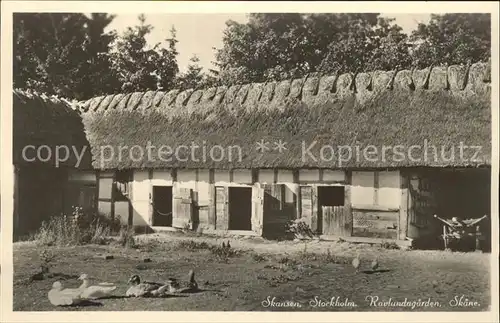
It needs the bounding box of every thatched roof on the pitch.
[14,61,492,170]
[13,90,92,168]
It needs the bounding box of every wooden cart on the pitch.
[433,214,489,251]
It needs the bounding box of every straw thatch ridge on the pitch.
[79,62,491,170]
[78,62,491,114]
[13,89,92,168]
[12,61,491,170]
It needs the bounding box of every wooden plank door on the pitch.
[215,186,229,230]
[173,187,193,229]
[322,206,352,236]
[251,185,263,236]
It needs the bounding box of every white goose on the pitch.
[78,273,117,300]
[48,281,83,306]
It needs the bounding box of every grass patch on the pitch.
[251,253,267,263]
[209,243,239,263]
[380,241,400,250]
[32,207,122,247]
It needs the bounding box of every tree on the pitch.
[110,15,179,92]
[213,13,491,83]
[13,13,118,100]
[175,55,204,90]
[213,13,411,83]
[410,14,491,67]
[80,13,120,97]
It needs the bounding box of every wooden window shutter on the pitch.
[172,187,193,229]
[215,186,229,230]
[300,185,317,230]
[251,185,263,235]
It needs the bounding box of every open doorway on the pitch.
[152,186,173,227]
[228,187,252,231]
[317,186,346,235]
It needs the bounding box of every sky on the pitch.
[106,13,432,72]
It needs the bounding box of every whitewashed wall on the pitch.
[131,170,150,226]
[94,169,406,237]
[351,170,401,209]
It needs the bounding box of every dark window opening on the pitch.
[114,170,132,201]
[318,186,345,206]
[228,187,252,231]
[152,186,173,227]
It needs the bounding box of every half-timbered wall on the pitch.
[89,168,413,241]
[350,171,401,239]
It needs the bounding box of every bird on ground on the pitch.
[352,252,361,273]
[371,256,379,272]
[125,274,169,297]
[30,265,49,282]
[167,269,199,293]
[226,240,231,249]
[48,281,83,306]
[77,274,117,300]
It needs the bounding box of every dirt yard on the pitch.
[13,232,491,311]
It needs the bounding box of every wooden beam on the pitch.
[110,171,116,221]
[319,234,413,247]
[148,169,153,225]
[399,172,409,240]
[13,166,20,236]
[344,170,353,236]
[128,170,134,226]
[352,204,399,212]
[293,170,300,220]
[95,170,100,214]
[373,171,379,205]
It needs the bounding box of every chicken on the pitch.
[126,274,169,297]
[371,257,379,272]
[352,252,360,273]
[167,269,199,293]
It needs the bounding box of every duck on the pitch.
[125,274,169,297]
[352,252,361,273]
[48,281,83,306]
[77,274,117,299]
[167,269,199,293]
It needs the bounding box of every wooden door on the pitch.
[215,186,229,230]
[173,187,193,229]
[300,185,318,231]
[262,184,289,238]
[322,206,352,236]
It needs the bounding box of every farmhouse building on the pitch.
[13,61,492,247]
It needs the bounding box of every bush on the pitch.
[286,219,315,239]
[210,244,239,263]
[177,240,211,251]
[33,206,120,246]
[118,226,136,248]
